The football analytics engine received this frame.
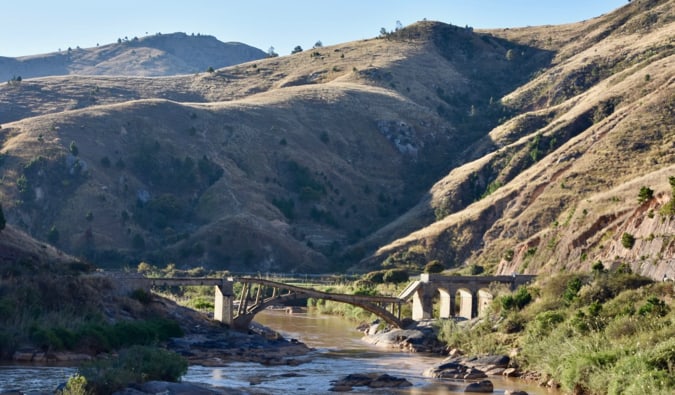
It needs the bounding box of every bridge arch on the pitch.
[232,278,403,330]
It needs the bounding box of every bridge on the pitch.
[140,276,402,330]
[131,273,536,330]
[403,273,537,320]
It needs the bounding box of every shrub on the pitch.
[638,297,669,317]
[500,287,532,311]
[638,186,654,203]
[80,345,187,394]
[383,269,409,284]
[563,277,583,304]
[70,141,79,156]
[621,232,635,249]
[364,271,385,284]
[62,374,88,395]
[424,260,444,273]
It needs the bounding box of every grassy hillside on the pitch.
[368,0,675,280]
[0,0,673,277]
[0,20,549,272]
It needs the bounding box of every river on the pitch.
[0,310,554,394]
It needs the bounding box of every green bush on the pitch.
[500,286,532,312]
[25,318,183,354]
[62,374,88,395]
[382,269,409,284]
[637,186,654,203]
[424,260,444,273]
[563,277,583,304]
[80,345,187,395]
[621,232,635,249]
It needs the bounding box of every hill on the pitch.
[0,32,266,81]
[0,0,673,279]
[366,0,675,280]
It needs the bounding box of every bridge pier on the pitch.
[214,279,234,326]
[412,286,435,320]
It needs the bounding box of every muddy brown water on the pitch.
[0,310,558,394]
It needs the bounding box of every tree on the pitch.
[621,232,635,249]
[424,260,444,273]
[638,186,654,203]
[0,203,5,231]
[69,141,79,156]
[313,40,323,48]
[267,46,278,57]
[291,45,303,54]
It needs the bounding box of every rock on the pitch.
[329,385,353,392]
[471,355,510,368]
[464,380,494,393]
[505,391,528,395]
[369,374,412,388]
[547,379,560,388]
[424,362,487,380]
[485,367,505,376]
[448,348,464,357]
[362,324,445,353]
[126,381,228,395]
[12,351,35,362]
[330,373,412,391]
[333,373,373,388]
[502,368,520,377]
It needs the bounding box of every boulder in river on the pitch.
[330,373,412,391]
[464,380,494,393]
[423,361,487,380]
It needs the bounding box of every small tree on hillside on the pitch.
[267,46,278,57]
[69,141,79,156]
[638,186,654,203]
[291,45,303,54]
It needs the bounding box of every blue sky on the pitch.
[2,1,627,57]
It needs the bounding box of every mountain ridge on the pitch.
[0,0,673,279]
[0,32,266,81]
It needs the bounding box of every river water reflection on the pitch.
[186,309,555,394]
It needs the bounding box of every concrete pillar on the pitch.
[214,280,234,326]
[470,289,479,318]
[478,289,493,316]
[412,286,434,320]
[457,289,473,319]
[438,289,451,319]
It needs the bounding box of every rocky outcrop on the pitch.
[361,321,445,353]
[113,380,250,395]
[423,361,487,380]
[329,373,412,392]
[168,331,311,366]
[465,380,494,393]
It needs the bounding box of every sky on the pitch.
[1,0,628,58]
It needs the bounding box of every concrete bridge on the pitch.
[138,273,536,330]
[143,276,402,330]
[402,273,537,320]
